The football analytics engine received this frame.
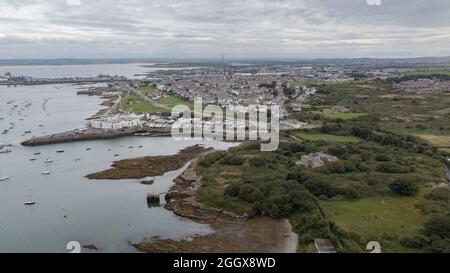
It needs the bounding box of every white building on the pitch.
[92,113,143,130]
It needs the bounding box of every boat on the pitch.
[0,176,10,182]
[24,130,31,134]
[56,149,64,153]
[134,132,150,136]
[34,152,41,155]
[45,159,53,163]
[24,201,36,206]
[29,158,37,161]
[114,154,120,157]
[41,171,52,175]
[86,148,91,151]
[0,149,12,154]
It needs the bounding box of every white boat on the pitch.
[45,159,54,163]
[41,171,52,175]
[0,176,10,182]
[24,201,36,205]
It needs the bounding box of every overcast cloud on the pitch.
[0,0,449,59]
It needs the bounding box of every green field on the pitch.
[414,134,450,149]
[138,85,158,94]
[312,111,368,120]
[122,95,167,113]
[159,95,193,109]
[293,131,362,143]
[324,195,430,252]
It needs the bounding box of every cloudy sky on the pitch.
[0,0,450,59]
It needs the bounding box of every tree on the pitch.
[224,182,241,197]
[249,157,267,167]
[222,155,245,166]
[428,239,450,253]
[375,154,391,162]
[377,163,409,174]
[389,180,419,196]
[340,188,360,200]
[320,125,331,134]
[238,184,264,203]
[424,216,450,239]
[304,178,338,198]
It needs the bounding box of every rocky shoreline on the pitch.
[86,145,211,180]
[134,154,299,253]
[85,93,120,121]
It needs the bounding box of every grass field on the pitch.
[324,195,430,252]
[414,134,450,148]
[159,96,193,109]
[293,131,362,143]
[138,85,158,94]
[311,111,368,120]
[122,95,167,113]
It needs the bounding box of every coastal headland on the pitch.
[86,145,210,180]
[83,143,298,252]
[134,154,299,253]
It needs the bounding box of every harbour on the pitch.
[0,65,236,252]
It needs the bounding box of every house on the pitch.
[290,103,310,112]
[313,239,336,253]
[298,152,339,168]
[280,119,308,130]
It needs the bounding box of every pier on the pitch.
[21,128,141,146]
